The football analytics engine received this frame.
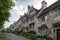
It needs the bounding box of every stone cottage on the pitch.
[9,0,60,40]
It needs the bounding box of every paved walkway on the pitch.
[8,33,30,40]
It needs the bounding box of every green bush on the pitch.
[27,34,36,40]
[16,31,21,35]
[19,32,25,36]
[47,37,53,40]
[27,30,36,35]
[23,33,30,37]
[19,30,37,40]
[20,32,30,37]
[19,30,52,40]
[36,34,49,40]
[19,33,23,36]
[37,34,48,38]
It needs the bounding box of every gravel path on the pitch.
[7,33,30,40]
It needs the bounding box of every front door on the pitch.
[57,29,60,40]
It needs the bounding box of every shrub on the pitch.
[47,37,53,40]
[19,30,37,40]
[27,30,36,35]
[19,33,23,36]
[23,33,30,37]
[19,32,25,36]
[37,34,48,38]
[36,34,49,40]
[28,34,37,40]
[16,31,22,35]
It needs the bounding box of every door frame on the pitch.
[54,28,60,40]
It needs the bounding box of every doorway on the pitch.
[53,22,60,40]
[57,29,60,40]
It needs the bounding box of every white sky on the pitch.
[4,0,57,28]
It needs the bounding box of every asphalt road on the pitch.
[8,33,30,40]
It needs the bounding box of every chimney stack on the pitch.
[41,0,47,9]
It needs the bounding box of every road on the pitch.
[7,33,30,40]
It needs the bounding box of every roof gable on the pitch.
[37,1,60,17]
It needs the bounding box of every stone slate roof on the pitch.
[37,1,60,17]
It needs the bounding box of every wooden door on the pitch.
[57,29,60,40]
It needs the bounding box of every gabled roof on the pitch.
[37,1,60,17]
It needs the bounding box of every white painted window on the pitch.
[56,9,60,16]
[41,16,47,21]
[45,16,47,21]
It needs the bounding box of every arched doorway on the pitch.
[53,22,60,40]
[29,22,35,29]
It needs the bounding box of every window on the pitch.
[38,25,48,34]
[29,23,35,29]
[30,25,34,29]
[41,16,45,21]
[30,17,34,21]
[38,28,48,34]
[41,16,47,21]
[56,9,60,16]
[45,16,47,21]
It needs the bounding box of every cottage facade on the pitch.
[9,0,60,40]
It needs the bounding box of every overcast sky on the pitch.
[4,0,57,28]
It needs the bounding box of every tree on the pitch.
[0,0,14,28]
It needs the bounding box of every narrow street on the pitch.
[7,33,30,40]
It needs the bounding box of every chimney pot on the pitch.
[41,0,47,9]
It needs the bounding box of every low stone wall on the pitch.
[0,33,6,40]
[0,36,6,40]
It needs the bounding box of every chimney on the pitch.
[31,4,34,8]
[28,5,34,15]
[41,0,47,9]
[28,5,31,12]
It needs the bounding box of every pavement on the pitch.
[7,33,30,40]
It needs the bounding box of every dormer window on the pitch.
[45,16,48,21]
[41,15,47,21]
[30,17,34,21]
[56,9,60,16]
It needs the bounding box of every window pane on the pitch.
[45,16,47,21]
[41,16,47,21]
[38,28,48,34]
[58,9,60,15]
[56,9,60,16]
[41,16,45,21]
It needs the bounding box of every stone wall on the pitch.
[0,33,6,40]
